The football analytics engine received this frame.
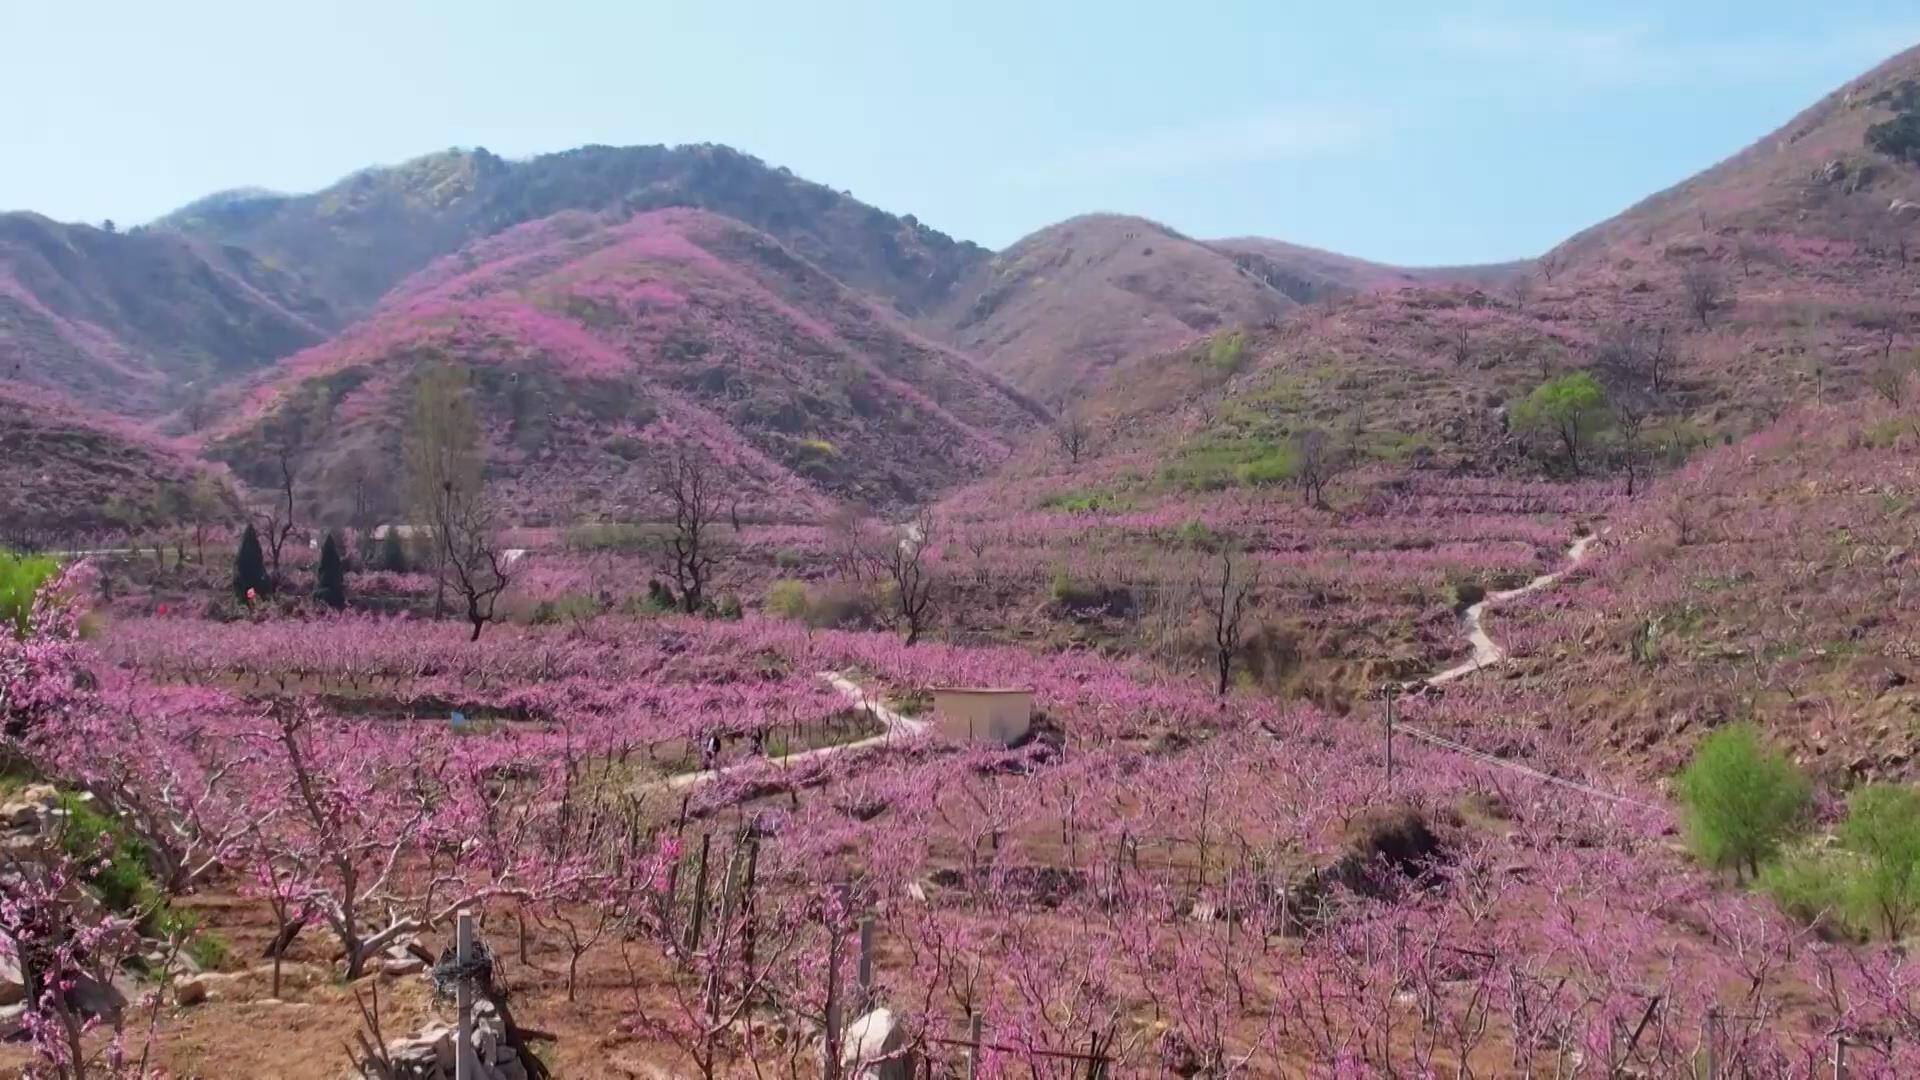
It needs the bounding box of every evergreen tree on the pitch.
[379,528,409,573]
[234,524,272,602]
[317,533,347,610]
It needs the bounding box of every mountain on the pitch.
[928,214,1297,400]
[0,213,336,415]
[202,208,1045,523]
[1211,237,1526,299]
[157,144,989,322]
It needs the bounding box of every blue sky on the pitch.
[4,1,1916,264]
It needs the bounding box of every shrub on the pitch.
[805,583,880,630]
[774,548,804,571]
[529,593,600,625]
[1050,570,1105,608]
[378,528,410,573]
[0,550,59,637]
[1839,783,1920,938]
[1678,725,1811,880]
[1207,331,1250,374]
[1450,581,1487,612]
[766,580,810,619]
[1759,846,1853,933]
[1235,450,1298,487]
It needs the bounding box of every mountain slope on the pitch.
[0,383,228,536]
[158,144,988,322]
[930,214,1296,399]
[0,213,336,415]
[1552,43,1920,271]
[203,208,1043,523]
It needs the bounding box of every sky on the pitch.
[3,1,1917,265]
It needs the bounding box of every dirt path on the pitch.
[652,672,925,792]
[1425,531,1601,687]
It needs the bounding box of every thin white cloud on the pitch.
[1431,17,1920,85]
[1000,105,1391,187]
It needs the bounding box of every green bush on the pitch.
[566,522,660,552]
[766,580,810,619]
[1050,569,1104,608]
[712,592,743,620]
[1206,331,1250,374]
[1759,846,1853,932]
[774,548,804,571]
[0,550,60,637]
[1235,449,1299,487]
[529,593,600,625]
[1839,783,1920,938]
[1678,724,1811,880]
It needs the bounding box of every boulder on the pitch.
[0,950,22,1007]
[840,1008,912,1080]
[173,975,209,1007]
[380,956,427,979]
[0,1002,25,1040]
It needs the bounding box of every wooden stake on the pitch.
[685,832,712,953]
[965,1014,983,1080]
[857,913,875,1008]
[1384,684,1396,787]
[455,910,478,1080]
[822,924,842,1080]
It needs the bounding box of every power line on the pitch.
[1390,720,1661,811]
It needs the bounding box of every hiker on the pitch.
[701,730,721,770]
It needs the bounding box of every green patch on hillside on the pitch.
[1867,79,1920,165]
[1038,488,1134,513]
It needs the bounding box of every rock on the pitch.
[841,1008,911,1080]
[380,956,426,979]
[1892,198,1920,218]
[173,975,208,1006]
[69,968,135,1020]
[1,801,37,829]
[0,1002,25,1040]
[0,950,22,1007]
[1815,159,1848,185]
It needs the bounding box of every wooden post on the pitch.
[857,913,875,1009]
[822,924,843,1080]
[741,839,760,971]
[1833,1035,1845,1080]
[1703,1007,1719,1080]
[1383,684,1396,787]
[965,1014,982,1080]
[685,832,712,953]
[455,910,478,1080]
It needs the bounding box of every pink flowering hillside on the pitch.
[201,208,1046,523]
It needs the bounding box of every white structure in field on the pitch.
[929,687,1033,745]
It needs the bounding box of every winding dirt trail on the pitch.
[652,672,925,792]
[1425,531,1601,687]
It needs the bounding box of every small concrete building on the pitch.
[929,687,1033,745]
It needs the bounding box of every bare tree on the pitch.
[1200,550,1258,696]
[653,444,726,614]
[1450,325,1474,367]
[868,507,939,645]
[430,478,514,641]
[407,365,481,620]
[252,449,299,587]
[1865,352,1919,407]
[1509,273,1536,313]
[1680,261,1727,328]
[1611,395,1651,498]
[825,501,874,584]
[1292,426,1352,509]
[1596,322,1678,396]
[1537,249,1565,283]
[1054,410,1094,466]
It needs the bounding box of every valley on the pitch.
[2,35,1920,1080]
